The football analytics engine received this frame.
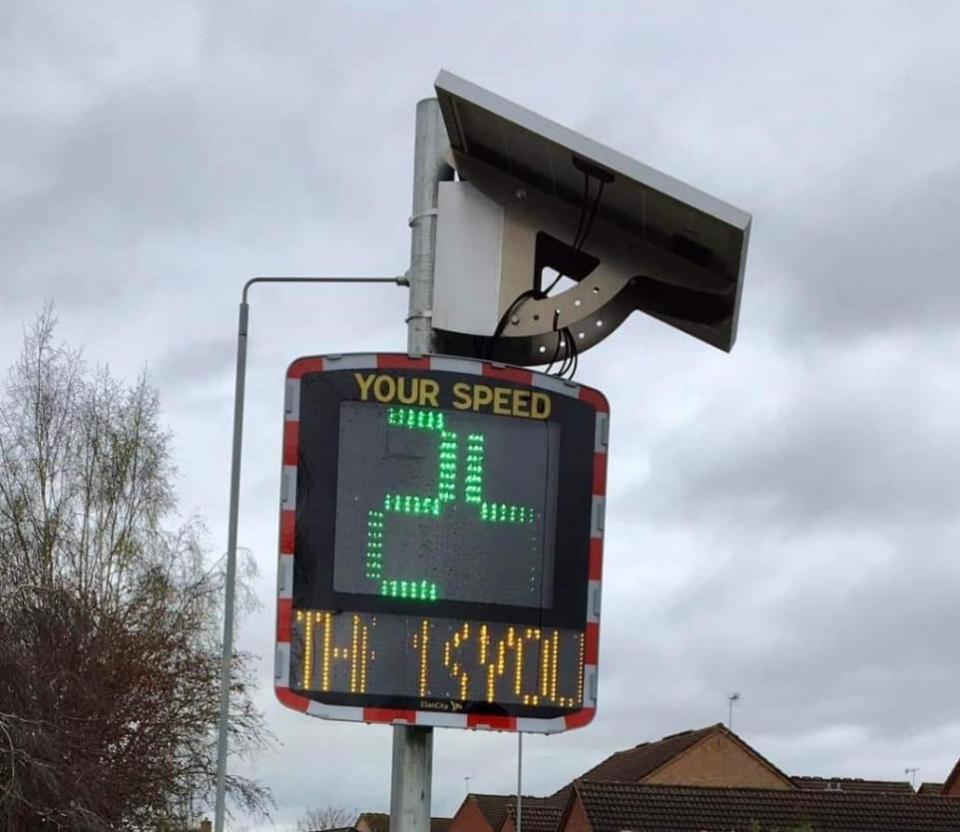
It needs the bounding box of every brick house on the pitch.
[499,800,563,832]
[448,724,796,832]
[449,724,788,832]
[355,811,390,832]
[552,724,795,794]
[448,794,516,832]
[558,780,960,832]
[442,723,960,832]
[356,811,452,832]
[944,758,960,798]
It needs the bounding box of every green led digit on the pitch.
[366,406,536,601]
[460,433,534,524]
[366,406,453,600]
[464,434,484,505]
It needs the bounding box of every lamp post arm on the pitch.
[241,274,406,303]
[214,274,404,832]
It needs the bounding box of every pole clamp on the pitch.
[405,308,433,324]
[408,208,439,227]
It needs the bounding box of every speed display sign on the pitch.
[274,354,608,733]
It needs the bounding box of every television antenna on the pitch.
[905,767,919,787]
[727,692,741,730]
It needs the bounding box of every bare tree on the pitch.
[295,805,358,832]
[0,307,271,831]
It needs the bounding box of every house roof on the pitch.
[551,723,793,801]
[918,782,944,796]
[792,775,915,794]
[569,780,960,832]
[945,757,960,796]
[470,794,516,830]
[357,812,389,832]
[357,813,452,832]
[501,799,564,832]
[577,725,721,782]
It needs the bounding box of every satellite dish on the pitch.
[431,70,752,365]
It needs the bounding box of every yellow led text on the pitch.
[296,610,370,694]
[353,373,551,420]
[451,383,550,419]
[355,373,440,407]
[295,611,582,708]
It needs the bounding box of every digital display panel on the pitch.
[276,355,608,732]
[290,611,584,708]
[333,402,560,607]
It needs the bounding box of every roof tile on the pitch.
[502,800,564,832]
[471,794,515,830]
[574,780,960,832]
[356,812,452,832]
[792,776,915,794]
[577,726,721,783]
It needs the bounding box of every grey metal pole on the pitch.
[214,275,401,832]
[213,299,248,832]
[517,732,523,832]
[405,97,452,358]
[391,96,453,832]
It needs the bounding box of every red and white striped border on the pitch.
[275,353,608,733]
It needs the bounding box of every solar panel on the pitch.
[434,70,752,355]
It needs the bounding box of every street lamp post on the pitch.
[213,274,403,832]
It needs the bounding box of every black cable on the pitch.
[543,175,605,297]
[566,329,580,380]
[541,270,565,298]
[495,289,537,339]
[559,330,573,378]
[552,325,580,380]
[486,170,606,361]
[544,311,563,373]
[556,327,575,377]
[552,174,602,378]
[541,179,590,298]
[570,171,590,251]
[485,288,538,359]
[553,338,566,376]
[544,332,561,374]
[565,327,577,374]
[576,180,606,252]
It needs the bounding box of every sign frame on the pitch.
[274,353,608,734]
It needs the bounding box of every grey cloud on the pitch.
[156,335,235,385]
[591,525,960,772]
[760,169,960,343]
[1,7,415,311]
[614,337,960,532]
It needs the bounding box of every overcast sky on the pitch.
[3,1,959,829]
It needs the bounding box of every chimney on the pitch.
[200,821,212,832]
